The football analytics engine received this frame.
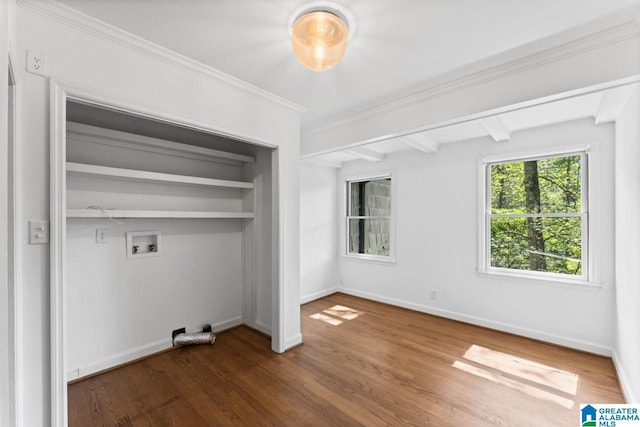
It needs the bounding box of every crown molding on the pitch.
[17,0,307,115]
[304,11,640,137]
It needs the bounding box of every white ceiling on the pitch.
[54,0,640,131]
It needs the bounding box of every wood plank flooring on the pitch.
[68,293,624,426]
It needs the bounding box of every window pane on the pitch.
[490,217,582,275]
[349,178,391,216]
[491,155,581,214]
[348,218,390,256]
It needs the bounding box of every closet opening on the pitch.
[51,88,279,426]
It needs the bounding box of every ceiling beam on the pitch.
[402,134,439,154]
[481,116,510,142]
[594,86,635,125]
[301,157,343,169]
[343,147,385,162]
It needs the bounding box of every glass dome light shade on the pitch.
[291,11,348,72]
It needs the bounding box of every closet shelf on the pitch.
[66,209,255,219]
[67,122,256,166]
[66,162,254,189]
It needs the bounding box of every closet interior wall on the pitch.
[64,103,273,380]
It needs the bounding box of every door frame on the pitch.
[49,80,281,427]
[1,53,18,427]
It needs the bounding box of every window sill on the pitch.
[477,269,602,291]
[342,253,396,264]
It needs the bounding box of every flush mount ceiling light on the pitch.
[289,3,353,72]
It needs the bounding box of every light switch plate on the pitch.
[96,228,109,244]
[29,220,49,244]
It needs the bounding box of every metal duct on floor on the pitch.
[172,324,215,346]
[173,331,216,346]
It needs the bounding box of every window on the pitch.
[345,175,393,260]
[482,151,588,281]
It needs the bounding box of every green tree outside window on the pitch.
[489,154,585,276]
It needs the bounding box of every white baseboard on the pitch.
[254,320,272,336]
[243,319,272,336]
[212,316,244,333]
[284,333,303,351]
[68,316,243,381]
[68,338,172,381]
[339,287,612,356]
[613,349,639,403]
[300,287,339,304]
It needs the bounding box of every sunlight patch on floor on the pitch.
[453,344,580,409]
[310,305,364,326]
[323,305,363,320]
[310,313,343,326]
[463,344,578,395]
[452,361,575,409]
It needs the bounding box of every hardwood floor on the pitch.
[68,293,624,426]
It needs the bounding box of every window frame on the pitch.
[342,171,395,263]
[478,147,591,284]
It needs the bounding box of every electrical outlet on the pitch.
[96,228,109,244]
[28,220,49,244]
[26,50,47,76]
[430,290,437,300]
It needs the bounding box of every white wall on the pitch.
[614,87,640,403]
[15,3,302,425]
[275,142,302,351]
[300,163,339,303]
[338,119,616,355]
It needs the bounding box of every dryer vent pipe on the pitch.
[172,324,216,346]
